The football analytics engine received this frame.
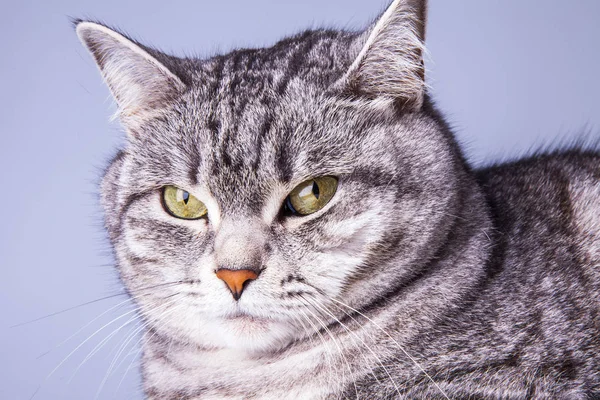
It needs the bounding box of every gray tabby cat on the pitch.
[75,0,600,398]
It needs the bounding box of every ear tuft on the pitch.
[76,21,186,127]
[343,0,427,110]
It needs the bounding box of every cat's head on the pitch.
[78,0,464,354]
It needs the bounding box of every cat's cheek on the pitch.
[320,207,387,249]
[307,251,367,297]
[121,224,155,260]
[303,209,388,296]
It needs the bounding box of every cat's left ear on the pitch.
[76,21,186,129]
[342,0,427,110]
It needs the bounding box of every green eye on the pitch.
[285,176,338,216]
[162,186,207,220]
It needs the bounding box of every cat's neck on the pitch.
[141,330,352,399]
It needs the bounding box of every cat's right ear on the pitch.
[339,0,427,110]
[75,21,186,130]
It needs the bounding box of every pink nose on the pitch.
[215,269,259,300]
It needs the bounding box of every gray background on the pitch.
[1,0,599,399]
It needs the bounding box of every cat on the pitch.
[75,0,600,398]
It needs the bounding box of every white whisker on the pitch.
[36,297,136,360]
[304,295,403,398]
[289,310,337,392]
[97,296,184,399]
[297,294,359,399]
[68,311,143,383]
[37,306,141,395]
[294,305,341,393]
[329,297,450,400]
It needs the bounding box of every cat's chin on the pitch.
[225,316,297,352]
[172,313,300,355]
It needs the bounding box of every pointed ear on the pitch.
[343,0,427,110]
[75,21,186,127]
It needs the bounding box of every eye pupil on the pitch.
[312,181,320,199]
[286,197,297,214]
[182,191,190,204]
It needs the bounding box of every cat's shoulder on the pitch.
[476,149,600,269]
[476,147,598,184]
[475,148,599,214]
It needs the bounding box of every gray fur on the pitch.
[76,0,600,398]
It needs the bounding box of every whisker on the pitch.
[329,297,450,400]
[97,298,184,400]
[29,306,140,400]
[111,299,183,376]
[72,293,183,384]
[68,312,143,383]
[297,294,359,399]
[288,311,337,392]
[304,295,403,398]
[114,320,163,395]
[12,280,192,328]
[36,297,136,360]
[294,306,340,394]
[114,337,145,394]
[61,308,139,384]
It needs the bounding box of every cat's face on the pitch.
[79,0,460,354]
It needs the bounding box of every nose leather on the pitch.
[216,269,259,300]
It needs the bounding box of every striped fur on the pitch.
[77,1,600,398]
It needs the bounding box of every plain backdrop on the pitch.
[1,1,599,399]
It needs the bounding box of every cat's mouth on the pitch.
[224,310,264,322]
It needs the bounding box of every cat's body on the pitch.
[76,0,600,398]
[138,134,600,400]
